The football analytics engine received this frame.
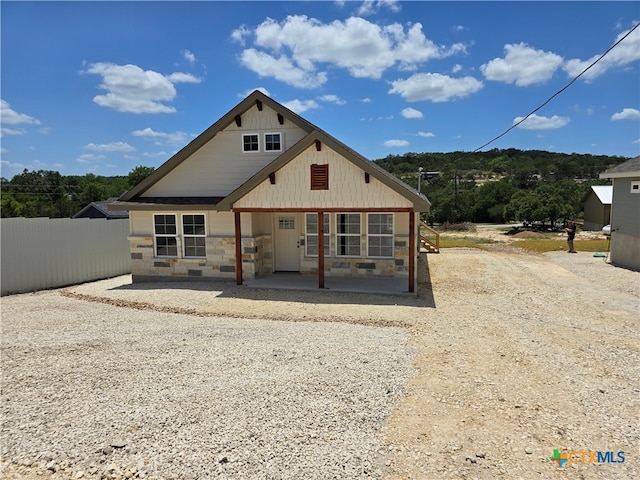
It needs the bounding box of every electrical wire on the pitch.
[473,22,640,153]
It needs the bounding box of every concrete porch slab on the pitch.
[243,273,413,296]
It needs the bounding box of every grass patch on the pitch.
[513,238,610,253]
[439,236,495,250]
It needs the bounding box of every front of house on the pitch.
[111,91,431,292]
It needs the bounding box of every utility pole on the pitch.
[417,166,423,194]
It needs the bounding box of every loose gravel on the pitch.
[1,246,638,480]
[1,292,412,479]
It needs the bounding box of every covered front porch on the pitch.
[233,209,418,293]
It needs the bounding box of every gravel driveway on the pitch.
[1,248,638,479]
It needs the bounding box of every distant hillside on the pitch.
[374,148,627,183]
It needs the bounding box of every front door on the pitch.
[274,214,300,271]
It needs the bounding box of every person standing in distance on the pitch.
[565,220,577,253]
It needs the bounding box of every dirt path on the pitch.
[382,250,638,479]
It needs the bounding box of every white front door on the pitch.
[274,214,301,271]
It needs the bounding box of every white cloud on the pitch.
[1,127,27,137]
[234,15,466,87]
[361,97,372,103]
[384,139,409,147]
[480,43,563,86]
[240,87,271,98]
[230,25,252,46]
[611,108,640,121]
[633,139,640,145]
[143,151,168,158]
[84,62,201,114]
[84,142,136,152]
[563,25,640,81]
[451,64,462,73]
[318,94,346,105]
[124,154,139,161]
[417,131,435,138]
[282,99,320,113]
[76,153,106,163]
[401,107,423,119]
[132,128,189,145]
[239,49,328,89]
[183,50,196,65]
[1,100,41,125]
[357,0,401,16]
[389,73,483,102]
[514,114,569,130]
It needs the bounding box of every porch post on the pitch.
[318,211,325,288]
[234,211,242,285]
[408,211,415,293]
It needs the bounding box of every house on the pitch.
[73,198,129,219]
[110,91,431,292]
[581,185,612,231]
[599,156,640,271]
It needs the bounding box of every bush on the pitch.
[439,222,477,232]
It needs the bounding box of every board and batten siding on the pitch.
[233,144,413,210]
[142,104,308,198]
[1,217,131,296]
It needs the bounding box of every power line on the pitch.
[473,22,640,153]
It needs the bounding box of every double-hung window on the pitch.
[182,214,206,257]
[336,213,361,256]
[264,133,282,152]
[154,214,178,257]
[367,213,394,258]
[242,134,259,152]
[305,213,330,257]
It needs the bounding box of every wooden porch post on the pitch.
[408,211,415,293]
[234,211,242,285]
[318,211,325,288]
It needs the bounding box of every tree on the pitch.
[127,165,155,189]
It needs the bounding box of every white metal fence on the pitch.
[1,217,131,296]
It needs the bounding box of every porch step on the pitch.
[420,240,439,254]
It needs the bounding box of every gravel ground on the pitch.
[1,247,638,480]
[0,292,412,479]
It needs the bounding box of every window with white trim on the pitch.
[264,133,282,152]
[336,213,361,256]
[631,180,640,193]
[242,133,259,152]
[367,213,394,258]
[305,213,330,257]
[154,214,178,257]
[182,214,206,257]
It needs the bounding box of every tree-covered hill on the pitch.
[374,149,628,225]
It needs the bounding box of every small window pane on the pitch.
[243,134,259,152]
[265,133,281,151]
[156,237,178,257]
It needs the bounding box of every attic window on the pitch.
[242,134,259,152]
[631,181,640,193]
[311,164,329,190]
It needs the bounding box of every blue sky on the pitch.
[1,1,639,178]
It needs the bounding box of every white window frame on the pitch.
[264,132,283,153]
[305,213,330,257]
[182,213,207,258]
[153,213,178,258]
[335,213,361,257]
[367,213,394,258]
[631,180,640,194]
[242,133,260,153]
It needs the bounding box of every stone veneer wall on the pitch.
[128,234,272,282]
[298,234,410,278]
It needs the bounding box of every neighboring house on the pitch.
[73,198,129,219]
[111,91,431,292]
[581,185,612,231]
[599,156,640,271]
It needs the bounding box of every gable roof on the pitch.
[216,129,431,211]
[115,90,430,212]
[600,155,640,179]
[581,185,612,205]
[119,90,317,202]
[73,200,130,219]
